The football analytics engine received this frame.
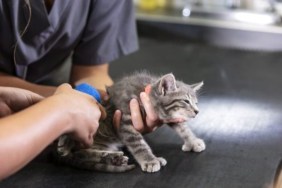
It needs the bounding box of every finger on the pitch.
[130,98,144,132]
[24,92,44,105]
[82,131,95,148]
[97,103,107,120]
[8,90,44,112]
[83,135,93,148]
[88,132,94,145]
[113,110,122,131]
[0,102,12,117]
[140,92,158,127]
[28,93,44,104]
[98,89,109,101]
[55,83,73,94]
[71,132,93,149]
[59,83,73,90]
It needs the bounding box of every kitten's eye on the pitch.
[183,100,190,104]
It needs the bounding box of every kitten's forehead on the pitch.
[186,94,192,100]
[176,81,195,93]
[179,86,196,98]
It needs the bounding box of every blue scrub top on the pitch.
[0,0,138,83]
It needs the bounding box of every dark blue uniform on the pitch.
[0,0,138,84]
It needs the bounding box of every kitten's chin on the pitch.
[163,118,188,124]
[189,114,197,118]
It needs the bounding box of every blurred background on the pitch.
[133,0,282,51]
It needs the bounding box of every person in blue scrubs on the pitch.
[0,0,161,179]
[0,0,160,131]
[0,0,138,95]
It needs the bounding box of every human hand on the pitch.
[54,84,106,147]
[131,92,163,133]
[0,87,44,118]
[113,92,162,134]
[72,64,114,94]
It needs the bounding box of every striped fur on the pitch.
[55,72,205,173]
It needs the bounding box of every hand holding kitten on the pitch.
[113,92,161,134]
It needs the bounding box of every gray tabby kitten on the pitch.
[55,72,205,173]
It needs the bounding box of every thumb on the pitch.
[97,103,107,120]
[98,89,109,101]
[113,110,122,131]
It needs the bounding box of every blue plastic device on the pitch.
[75,83,101,103]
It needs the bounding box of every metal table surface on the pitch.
[1,37,282,188]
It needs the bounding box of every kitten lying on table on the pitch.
[55,72,205,173]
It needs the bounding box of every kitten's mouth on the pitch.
[163,118,187,123]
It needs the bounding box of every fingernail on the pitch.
[115,110,121,116]
[152,127,158,131]
[130,98,138,105]
[103,95,109,101]
[140,92,146,98]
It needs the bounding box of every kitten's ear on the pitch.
[191,81,204,92]
[158,73,177,95]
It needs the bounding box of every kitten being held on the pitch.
[56,72,205,173]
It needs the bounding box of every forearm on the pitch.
[70,64,113,90]
[0,96,71,180]
[0,72,56,97]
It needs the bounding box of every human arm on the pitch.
[0,63,111,97]
[70,63,113,100]
[0,86,44,117]
[0,72,56,97]
[0,84,106,180]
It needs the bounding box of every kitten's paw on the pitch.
[157,157,167,166]
[101,154,129,166]
[182,143,193,152]
[192,138,206,152]
[141,159,162,173]
[112,155,129,166]
[182,138,206,152]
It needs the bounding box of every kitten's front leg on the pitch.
[118,124,167,173]
[170,122,206,152]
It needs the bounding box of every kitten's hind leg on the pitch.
[66,149,129,165]
[170,122,206,152]
[56,149,135,172]
[56,135,129,164]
